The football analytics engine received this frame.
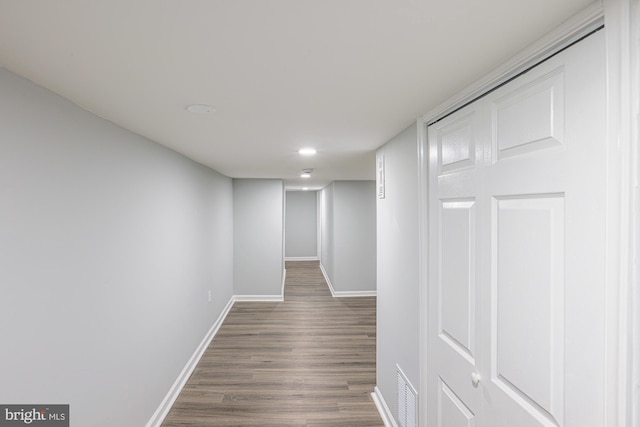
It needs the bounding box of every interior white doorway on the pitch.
[425,29,609,427]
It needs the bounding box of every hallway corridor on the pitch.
[162,261,383,426]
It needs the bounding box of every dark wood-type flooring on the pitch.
[162,261,383,427]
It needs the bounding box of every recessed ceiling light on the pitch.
[298,148,317,156]
[300,173,311,178]
[302,187,309,191]
[186,104,216,114]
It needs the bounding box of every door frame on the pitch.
[417,1,640,426]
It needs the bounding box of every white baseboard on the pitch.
[319,262,335,295]
[145,296,235,427]
[235,269,286,303]
[233,294,284,302]
[281,268,286,297]
[284,256,319,261]
[334,290,377,297]
[146,290,288,426]
[372,386,399,427]
[319,262,377,298]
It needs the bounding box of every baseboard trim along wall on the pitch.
[233,294,285,302]
[319,261,335,295]
[319,262,377,298]
[281,268,287,297]
[284,256,319,261]
[333,289,377,297]
[145,296,236,427]
[371,387,399,427]
[146,291,288,426]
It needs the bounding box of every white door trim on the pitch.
[416,114,429,427]
[630,2,640,425]
[602,1,640,426]
[417,1,639,426]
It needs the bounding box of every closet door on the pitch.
[427,100,486,426]
[427,30,606,427]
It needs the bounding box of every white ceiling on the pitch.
[0,0,595,189]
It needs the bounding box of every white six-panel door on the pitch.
[426,30,606,427]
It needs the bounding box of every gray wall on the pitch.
[233,179,284,297]
[320,183,335,282]
[285,190,318,259]
[375,123,420,422]
[0,69,234,426]
[319,181,376,293]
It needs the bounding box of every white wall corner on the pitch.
[372,386,399,427]
[145,296,236,427]
[319,261,376,298]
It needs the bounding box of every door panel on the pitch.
[492,195,565,425]
[428,103,484,427]
[439,378,476,427]
[440,199,476,361]
[439,111,477,174]
[492,68,565,161]
[427,30,606,427]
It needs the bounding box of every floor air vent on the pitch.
[397,365,417,427]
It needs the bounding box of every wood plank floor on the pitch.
[162,261,383,427]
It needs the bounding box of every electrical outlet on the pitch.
[208,290,212,303]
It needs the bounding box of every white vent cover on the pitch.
[397,365,418,427]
